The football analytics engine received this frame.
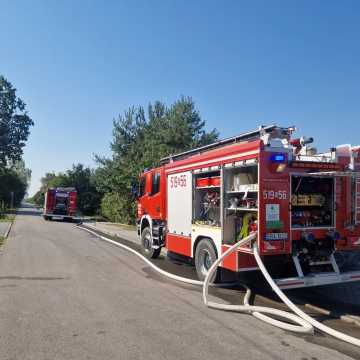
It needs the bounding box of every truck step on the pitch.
[309,260,332,266]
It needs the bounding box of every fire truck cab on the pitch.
[136,125,360,289]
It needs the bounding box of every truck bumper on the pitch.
[43,214,75,221]
[275,270,360,289]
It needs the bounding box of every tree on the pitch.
[0,76,34,167]
[96,96,219,223]
[11,159,32,187]
[65,164,101,215]
[29,190,45,207]
[0,169,27,208]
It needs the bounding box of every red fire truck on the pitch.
[136,125,360,289]
[43,187,77,221]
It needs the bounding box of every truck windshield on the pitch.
[151,172,160,195]
[139,176,146,197]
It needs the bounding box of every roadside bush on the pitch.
[78,191,101,216]
[100,192,135,224]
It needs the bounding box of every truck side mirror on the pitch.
[130,182,139,199]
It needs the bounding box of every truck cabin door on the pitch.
[138,172,152,218]
[148,170,163,219]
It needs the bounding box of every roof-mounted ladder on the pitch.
[160,124,279,165]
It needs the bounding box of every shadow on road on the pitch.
[15,209,42,217]
[16,203,42,217]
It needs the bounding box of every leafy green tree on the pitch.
[96,96,218,223]
[0,76,33,208]
[0,76,34,167]
[11,159,32,187]
[28,190,44,207]
[0,168,27,208]
[65,164,101,215]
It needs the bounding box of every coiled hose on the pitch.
[78,225,360,347]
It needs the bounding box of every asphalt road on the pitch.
[0,206,359,360]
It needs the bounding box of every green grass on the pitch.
[0,236,5,247]
[0,214,15,222]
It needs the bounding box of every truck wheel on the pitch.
[195,238,218,282]
[141,227,161,259]
[43,215,49,221]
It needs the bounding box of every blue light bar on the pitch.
[270,153,286,163]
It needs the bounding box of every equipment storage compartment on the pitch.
[193,170,221,227]
[223,164,258,245]
[291,175,335,228]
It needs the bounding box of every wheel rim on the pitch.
[199,249,213,276]
[143,232,152,254]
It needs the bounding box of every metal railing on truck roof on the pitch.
[160,124,282,165]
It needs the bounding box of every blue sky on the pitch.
[1,0,360,195]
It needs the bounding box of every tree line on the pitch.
[30,96,218,223]
[0,75,33,211]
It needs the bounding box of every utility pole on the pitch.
[10,191,14,209]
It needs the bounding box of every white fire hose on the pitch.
[78,225,360,347]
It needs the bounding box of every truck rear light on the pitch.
[268,153,288,173]
[276,163,287,172]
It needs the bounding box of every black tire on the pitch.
[43,215,49,221]
[194,238,219,282]
[141,227,161,259]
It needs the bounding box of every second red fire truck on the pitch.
[43,187,77,221]
[136,125,360,288]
